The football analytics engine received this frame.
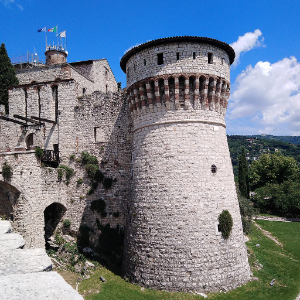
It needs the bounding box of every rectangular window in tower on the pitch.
[208,53,213,64]
[94,127,106,143]
[193,52,196,59]
[176,52,180,60]
[157,53,164,65]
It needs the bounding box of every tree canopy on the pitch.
[0,43,19,113]
[238,147,249,198]
[253,180,300,215]
[249,153,299,190]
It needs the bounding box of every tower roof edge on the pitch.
[120,36,235,72]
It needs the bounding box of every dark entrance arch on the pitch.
[44,202,66,248]
[0,182,20,220]
[25,133,34,150]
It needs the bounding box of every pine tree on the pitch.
[238,147,249,198]
[0,43,19,114]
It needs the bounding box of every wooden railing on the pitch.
[42,150,59,163]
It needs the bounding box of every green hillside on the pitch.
[227,135,300,176]
[252,135,300,145]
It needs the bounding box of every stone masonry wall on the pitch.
[123,109,250,292]
[0,90,131,250]
[91,60,118,93]
[1,80,77,154]
[125,42,230,88]
[70,61,93,79]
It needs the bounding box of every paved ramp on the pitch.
[0,219,83,300]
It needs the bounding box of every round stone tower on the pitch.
[45,48,67,65]
[120,36,250,293]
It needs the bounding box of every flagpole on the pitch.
[45,28,47,51]
[56,24,59,49]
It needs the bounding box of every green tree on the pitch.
[237,190,257,234]
[0,43,19,113]
[238,147,249,198]
[253,180,300,216]
[249,153,299,190]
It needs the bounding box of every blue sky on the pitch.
[1,0,300,136]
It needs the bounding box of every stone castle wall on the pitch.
[16,59,117,96]
[0,90,131,249]
[1,80,78,154]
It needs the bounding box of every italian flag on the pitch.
[48,26,57,33]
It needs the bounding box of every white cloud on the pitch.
[230,29,264,67]
[0,0,24,10]
[228,57,300,135]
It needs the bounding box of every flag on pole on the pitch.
[58,30,66,38]
[38,27,46,32]
[48,26,57,33]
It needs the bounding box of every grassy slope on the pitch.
[79,221,300,300]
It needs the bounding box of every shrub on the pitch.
[91,199,106,214]
[218,210,233,239]
[69,154,75,160]
[85,164,98,179]
[94,170,104,182]
[2,162,12,181]
[91,181,98,190]
[113,211,120,218]
[55,233,65,245]
[57,169,64,182]
[77,178,83,185]
[63,219,71,227]
[103,177,113,189]
[87,188,94,195]
[58,165,74,184]
[35,146,43,160]
[81,151,98,165]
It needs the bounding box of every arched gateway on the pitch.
[44,202,67,248]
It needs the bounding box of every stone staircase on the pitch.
[0,220,83,300]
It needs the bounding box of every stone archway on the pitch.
[44,202,66,249]
[0,182,20,220]
[25,133,34,150]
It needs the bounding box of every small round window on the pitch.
[211,164,217,174]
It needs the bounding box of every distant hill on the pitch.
[227,135,300,176]
[250,135,300,145]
